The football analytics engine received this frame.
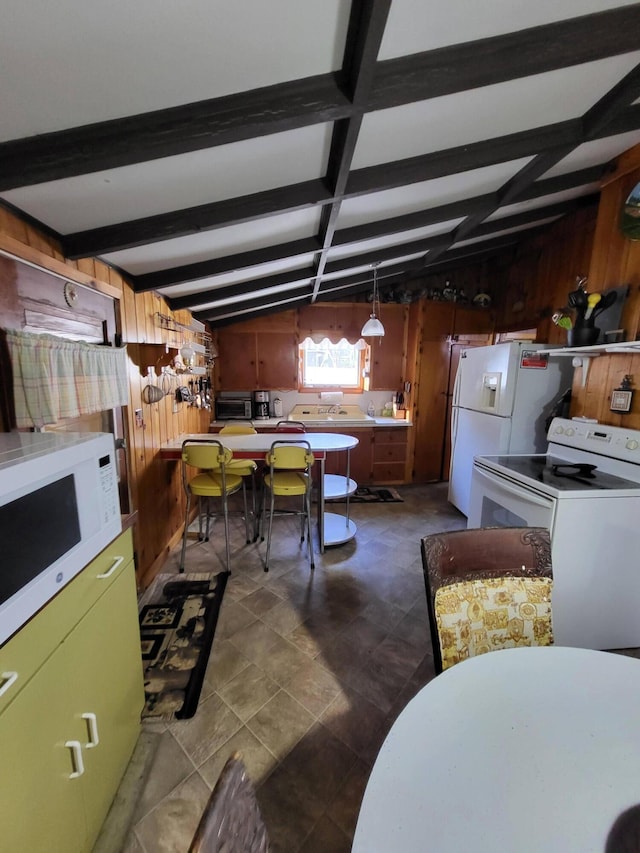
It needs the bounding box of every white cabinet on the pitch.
[0,528,144,852]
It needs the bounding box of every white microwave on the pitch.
[0,432,122,646]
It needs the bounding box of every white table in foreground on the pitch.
[159,432,358,551]
[353,646,640,853]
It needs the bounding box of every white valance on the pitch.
[5,329,129,429]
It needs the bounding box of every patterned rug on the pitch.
[137,571,229,721]
[328,486,403,503]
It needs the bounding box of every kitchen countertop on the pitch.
[209,416,411,428]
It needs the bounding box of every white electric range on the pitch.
[468,417,640,650]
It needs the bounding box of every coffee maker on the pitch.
[253,390,270,420]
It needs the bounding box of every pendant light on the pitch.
[361,261,385,337]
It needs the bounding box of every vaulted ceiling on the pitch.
[2,1,640,328]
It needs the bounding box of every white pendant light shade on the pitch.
[180,343,195,364]
[361,261,385,337]
[361,315,385,336]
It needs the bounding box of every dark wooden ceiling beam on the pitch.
[167,266,317,311]
[166,196,586,313]
[63,179,330,258]
[312,0,391,300]
[63,106,640,259]
[0,75,350,192]
[424,63,640,268]
[197,288,314,325]
[134,236,321,292]
[135,163,604,296]
[370,5,640,109]
[2,6,637,193]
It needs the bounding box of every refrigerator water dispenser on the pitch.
[481,373,501,410]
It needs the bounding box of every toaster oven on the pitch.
[214,397,253,420]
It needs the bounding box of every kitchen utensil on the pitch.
[584,293,601,320]
[590,289,617,319]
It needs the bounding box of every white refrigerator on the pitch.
[448,342,573,516]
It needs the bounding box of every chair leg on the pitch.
[250,471,258,542]
[222,492,232,575]
[264,489,275,572]
[241,479,251,544]
[306,490,315,570]
[299,493,305,543]
[179,492,192,573]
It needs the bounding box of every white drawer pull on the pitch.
[65,740,85,778]
[82,712,99,748]
[0,672,18,697]
[97,555,124,579]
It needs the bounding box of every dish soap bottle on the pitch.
[367,401,375,417]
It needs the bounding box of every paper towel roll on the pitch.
[320,391,343,403]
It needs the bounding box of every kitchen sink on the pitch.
[288,404,374,424]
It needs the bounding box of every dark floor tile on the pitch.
[240,586,284,616]
[247,690,316,759]
[327,758,372,839]
[284,659,343,717]
[277,721,358,806]
[257,763,325,853]
[299,815,352,853]
[319,686,387,758]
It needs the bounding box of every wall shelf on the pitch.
[545,340,640,386]
[545,340,640,356]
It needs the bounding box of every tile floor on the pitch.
[100,483,464,852]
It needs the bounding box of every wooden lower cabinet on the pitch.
[0,529,144,853]
[309,426,409,485]
[317,428,373,485]
[372,427,409,484]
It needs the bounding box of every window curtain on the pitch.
[4,329,129,429]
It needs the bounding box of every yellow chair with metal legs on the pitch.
[219,423,259,543]
[260,439,315,573]
[180,439,243,574]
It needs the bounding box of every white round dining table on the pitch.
[352,646,640,853]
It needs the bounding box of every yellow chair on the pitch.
[260,439,315,573]
[219,423,259,543]
[180,439,243,574]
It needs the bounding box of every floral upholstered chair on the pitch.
[420,528,553,673]
[435,575,553,670]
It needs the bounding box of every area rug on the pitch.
[328,486,403,503]
[137,570,229,721]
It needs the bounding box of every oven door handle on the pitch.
[473,466,555,509]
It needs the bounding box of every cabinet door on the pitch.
[372,428,408,484]
[370,305,407,390]
[256,332,298,389]
[68,562,144,848]
[319,428,373,485]
[0,644,87,853]
[216,331,258,389]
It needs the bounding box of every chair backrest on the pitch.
[434,575,554,670]
[188,753,269,853]
[265,439,314,471]
[275,420,306,433]
[420,527,552,673]
[181,439,232,472]
[219,423,257,435]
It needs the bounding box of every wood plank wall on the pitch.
[0,207,210,588]
[488,143,640,431]
[2,142,640,584]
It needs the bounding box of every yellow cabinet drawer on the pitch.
[0,529,133,713]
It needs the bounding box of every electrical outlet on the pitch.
[135,409,144,429]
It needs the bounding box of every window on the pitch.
[299,337,367,390]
